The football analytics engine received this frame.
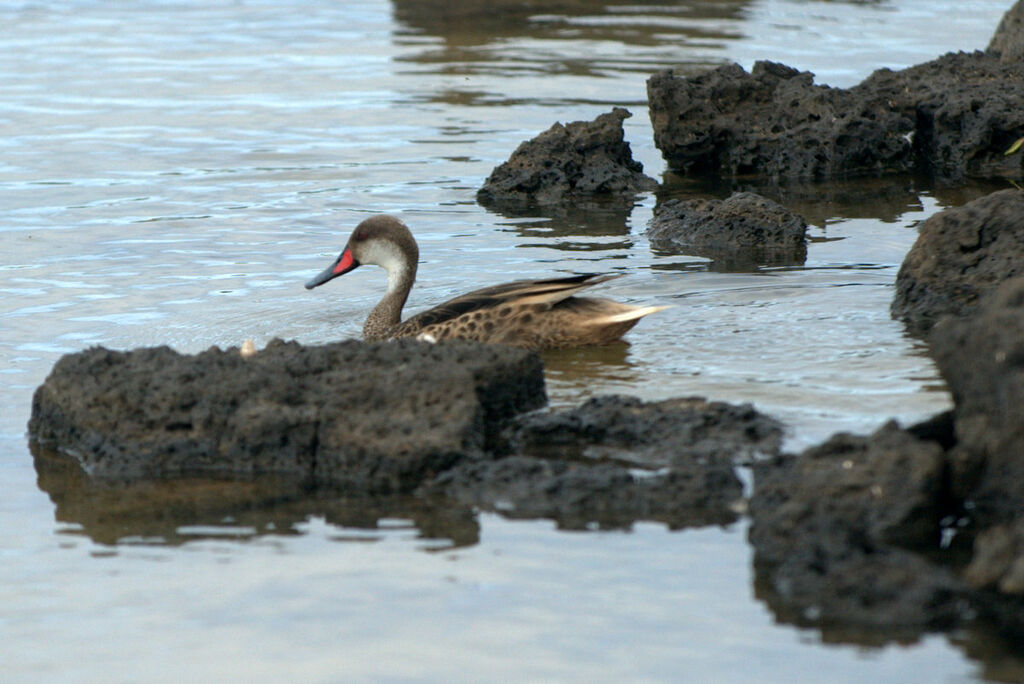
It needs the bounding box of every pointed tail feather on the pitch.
[584,304,670,326]
[513,274,624,306]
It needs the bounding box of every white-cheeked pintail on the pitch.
[305,216,666,350]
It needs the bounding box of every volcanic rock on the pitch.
[477,107,658,207]
[28,339,546,492]
[509,394,784,466]
[646,192,807,269]
[427,455,742,530]
[647,53,1024,182]
[929,275,1024,524]
[892,188,1024,335]
[963,518,1024,642]
[988,0,1024,64]
[427,395,783,529]
[748,421,967,630]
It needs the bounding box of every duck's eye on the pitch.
[353,229,368,242]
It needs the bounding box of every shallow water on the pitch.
[2,0,1022,681]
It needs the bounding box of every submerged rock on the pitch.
[32,442,482,548]
[646,192,807,270]
[427,395,784,530]
[427,454,743,530]
[28,339,546,492]
[647,52,1024,182]
[477,107,658,207]
[748,421,967,630]
[509,394,784,467]
[30,342,785,533]
[892,189,1024,335]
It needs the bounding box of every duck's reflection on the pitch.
[542,341,642,404]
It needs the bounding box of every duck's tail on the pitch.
[585,304,670,326]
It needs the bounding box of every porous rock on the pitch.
[426,395,783,529]
[646,192,807,269]
[647,53,1024,182]
[965,519,1024,596]
[963,517,1024,642]
[929,275,1024,525]
[477,107,658,207]
[891,189,1024,335]
[28,339,546,492]
[749,421,967,630]
[988,0,1024,64]
[509,394,784,467]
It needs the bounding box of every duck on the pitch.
[305,215,666,350]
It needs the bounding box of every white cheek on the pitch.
[360,241,408,290]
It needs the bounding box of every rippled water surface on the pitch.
[2,0,1021,681]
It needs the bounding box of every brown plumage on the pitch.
[305,215,666,350]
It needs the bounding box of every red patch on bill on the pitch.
[334,249,355,274]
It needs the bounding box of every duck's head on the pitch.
[305,215,419,290]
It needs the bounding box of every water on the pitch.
[2,0,1020,681]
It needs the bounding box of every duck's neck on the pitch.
[363,260,416,341]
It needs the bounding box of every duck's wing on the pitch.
[398,273,621,333]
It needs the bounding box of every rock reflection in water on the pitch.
[751,570,931,648]
[658,170,1009,227]
[492,200,636,253]
[32,443,480,549]
[392,0,748,56]
[753,564,1024,679]
[541,341,641,403]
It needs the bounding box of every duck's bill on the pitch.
[305,248,359,289]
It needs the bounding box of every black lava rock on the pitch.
[28,339,546,493]
[647,53,1024,183]
[477,107,658,207]
[749,421,968,631]
[929,275,1024,525]
[647,192,808,270]
[426,394,784,530]
[892,189,1024,335]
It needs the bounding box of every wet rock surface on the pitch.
[28,339,546,492]
[747,264,1024,640]
[426,455,743,530]
[964,518,1024,642]
[508,394,784,467]
[31,351,783,533]
[646,192,808,270]
[427,395,783,529]
[647,53,1024,183]
[748,421,967,630]
[929,275,1024,525]
[891,189,1024,335]
[966,519,1024,596]
[477,107,657,208]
